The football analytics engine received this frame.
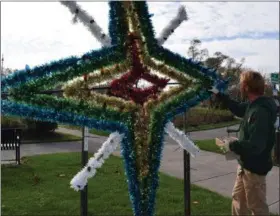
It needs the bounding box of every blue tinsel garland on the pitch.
[1,47,121,92]
[145,79,228,215]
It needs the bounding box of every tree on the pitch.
[224,57,245,84]
[1,67,14,77]
[187,38,248,108]
[187,39,201,60]
[204,52,229,73]
[187,39,209,62]
[199,48,209,62]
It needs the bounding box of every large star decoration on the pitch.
[1,2,227,216]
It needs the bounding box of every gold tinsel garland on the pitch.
[62,1,199,181]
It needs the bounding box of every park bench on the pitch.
[226,124,240,138]
[1,128,22,165]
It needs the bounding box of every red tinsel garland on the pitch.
[110,33,169,104]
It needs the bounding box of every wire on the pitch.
[1,82,181,97]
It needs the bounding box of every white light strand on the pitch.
[60,1,111,47]
[157,5,188,45]
[165,122,200,157]
[70,132,123,191]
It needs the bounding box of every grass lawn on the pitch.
[195,139,224,154]
[22,132,81,144]
[89,128,110,136]
[2,153,232,216]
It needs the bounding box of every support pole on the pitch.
[81,127,88,216]
[183,112,191,216]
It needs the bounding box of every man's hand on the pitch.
[208,86,219,94]
[221,137,238,153]
[220,139,230,153]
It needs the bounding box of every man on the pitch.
[209,70,277,216]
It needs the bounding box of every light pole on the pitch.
[81,74,89,216]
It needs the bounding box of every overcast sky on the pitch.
[1,1,279,74]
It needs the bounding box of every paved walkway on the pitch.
[1,126,279,214]
[189,125,239,140]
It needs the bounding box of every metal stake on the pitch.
[183,112,191,216]
[81,127,88,216]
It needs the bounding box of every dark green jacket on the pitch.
[217,93,277,175]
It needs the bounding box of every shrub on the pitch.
[21,119,58,134]
[1,116,57,134]
[173,107,234,128]
[35,121,57,133]
[1,116,27,129]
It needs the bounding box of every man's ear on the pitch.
[245,85,249,93]
[242,83,249,93]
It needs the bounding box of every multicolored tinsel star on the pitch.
[1,2,227,216]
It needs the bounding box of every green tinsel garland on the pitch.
[133,2,214,87]
[10,93,132,124]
